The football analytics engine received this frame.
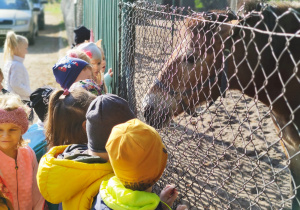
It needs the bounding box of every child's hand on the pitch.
[160,184,178,210]
[108,68,113,77]
[176,205,188,210]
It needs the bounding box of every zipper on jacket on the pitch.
[15,159,20,210]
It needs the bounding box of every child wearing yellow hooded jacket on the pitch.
[36,94,135,209]
[92,118,188,210]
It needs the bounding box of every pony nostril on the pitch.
[143,105,164,129]
[143,105,154,121]
[143,104,153,113]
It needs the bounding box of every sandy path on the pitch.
[0,8,69,90]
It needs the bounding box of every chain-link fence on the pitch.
[119,1,300,209]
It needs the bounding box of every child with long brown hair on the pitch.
[44,88,96,148]
[3,31,31,101]
[0,93,44,209]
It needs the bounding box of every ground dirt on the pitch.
[132,21,293,209]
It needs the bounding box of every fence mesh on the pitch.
[119,1,300,209]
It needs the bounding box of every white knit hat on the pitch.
[77,42,102,60]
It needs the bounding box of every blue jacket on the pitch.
[23,122,47,163]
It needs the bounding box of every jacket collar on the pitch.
[100,176,160,210]
[13,55,24,63]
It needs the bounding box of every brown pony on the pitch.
[143,2,300,208]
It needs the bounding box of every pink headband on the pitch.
[0,108,28,134]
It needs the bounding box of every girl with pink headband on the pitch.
[0,94,45,210]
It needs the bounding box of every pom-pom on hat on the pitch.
[74,25,90,45]
[29,87,54,122]
[77,42,102,60]
[86,94,135,153]
[106,119,168,191]
[52,56,89,90]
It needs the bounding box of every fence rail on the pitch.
[119,1,300,209]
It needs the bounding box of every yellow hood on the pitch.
[37,145,114,210]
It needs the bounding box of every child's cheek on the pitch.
[92,65,99,75]
[100,64,105,73]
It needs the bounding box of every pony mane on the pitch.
[244,1,300,14]
[185,10,238,31]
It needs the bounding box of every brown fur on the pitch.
[143,3,300,206]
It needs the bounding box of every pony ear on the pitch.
[96,39,102,48]
[186,11,238,36]
[204,10,238,22]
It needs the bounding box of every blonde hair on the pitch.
[45,88,96,148]
[0,68,3,80]
[0,93,30,147]
[3,31,28,61]
[0,68,3,86]
[66,48,94,78]
[68,48,107,93]
[97,44,108,93]
[67,49,91,63]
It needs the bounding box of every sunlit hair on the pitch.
[0,68,3,80]
[0,68,3,86]
[3,31,28,62]
[0,93,30,147]
[44,88,96,148]
[98,44,108,93]
[67,49,91,64]
[96,45,107,93]
[67,48,98,83]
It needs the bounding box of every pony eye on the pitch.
[184,55,196,64]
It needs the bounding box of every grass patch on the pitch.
[195,0,203,10]
[45,3,62,15]
[58,21,65,30]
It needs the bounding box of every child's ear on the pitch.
[96,39,102,48]
[82,120,87,131]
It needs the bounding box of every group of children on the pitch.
[0,26,188,210]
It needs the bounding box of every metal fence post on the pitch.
[230,0,237,12]
[82,0,120,94]
[120,0,137,115]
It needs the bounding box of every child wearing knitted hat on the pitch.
[52,56,93,91]
[0,94,45,210]
[92,119,188,210]
[77,42,113,93]
[67,49,106,95]
[37,94,135,209]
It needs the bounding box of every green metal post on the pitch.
[171,0,175,48]
[82,0,120,94]
[120,0,137,114]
